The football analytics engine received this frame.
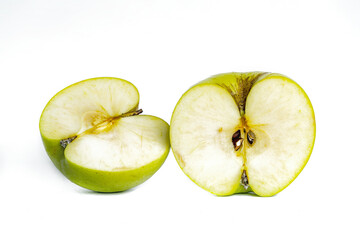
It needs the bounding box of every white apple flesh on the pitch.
[170,72,315,196]
[40,77,170,192]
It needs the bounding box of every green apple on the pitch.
[39,77,170,192]
[170,72,315,197]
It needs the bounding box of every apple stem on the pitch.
[120,109,143,118]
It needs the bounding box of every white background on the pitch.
[0,0,359,239]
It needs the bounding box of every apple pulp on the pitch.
[170,72,315,196]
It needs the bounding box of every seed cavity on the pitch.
[60,136,77,148]
[247,130,255,145]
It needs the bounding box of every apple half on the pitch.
[170,72,315,196]
[39,77,170,192]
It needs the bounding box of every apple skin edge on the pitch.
[40,120,170,193]
[170,72,316,197]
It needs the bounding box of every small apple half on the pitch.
[39,77,170,192]
[170,72,315,196]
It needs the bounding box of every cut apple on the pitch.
[40,77,170,192]
[170,72,315,196]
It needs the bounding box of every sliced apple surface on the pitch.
[170,72,315,196]
[40,77,170,192]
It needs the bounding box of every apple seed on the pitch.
[232,130,243,151]
[247,130,255,145]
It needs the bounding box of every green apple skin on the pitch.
[170,72,316,197]
[41,117,170,193]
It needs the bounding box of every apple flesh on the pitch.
[40,77,170,192]
[170,72,315,196]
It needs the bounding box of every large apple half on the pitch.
[40,77,170,192]
[170,72,315,196]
